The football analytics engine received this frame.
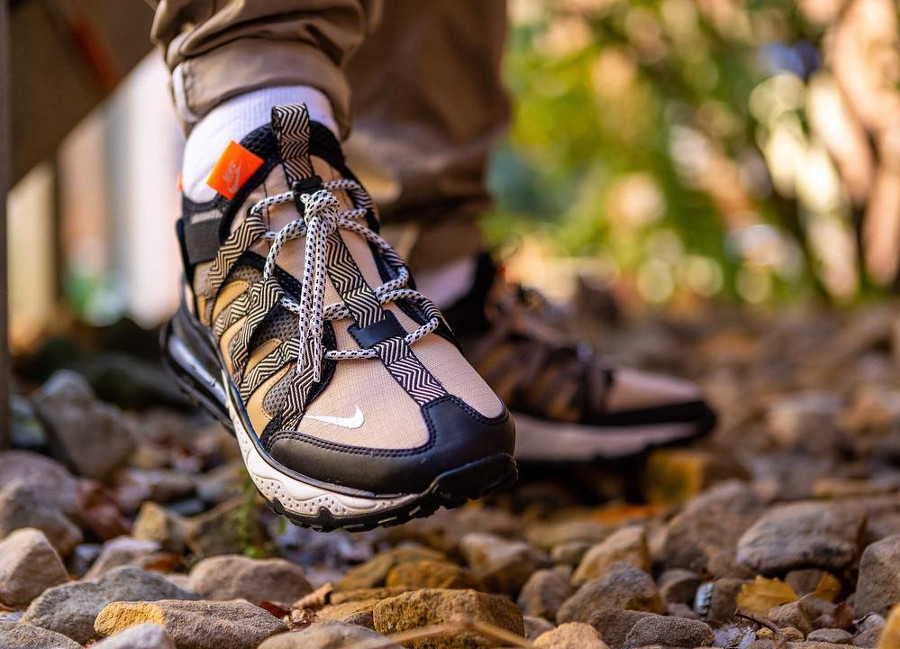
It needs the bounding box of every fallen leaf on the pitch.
[813,573,842,603]
[736,576,798,616]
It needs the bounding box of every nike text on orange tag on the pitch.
[206,141,264,199]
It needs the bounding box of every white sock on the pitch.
[181,86,338,201]
[414,256,477,309]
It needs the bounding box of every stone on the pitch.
[534,622,608,648]
[661,481,765,576]
[518,569,574,620]
[806,628,854,644]
[643,449,749,505]
[856,535,900,617]
[94,599,287,649]
[658,569,701,605]
[768,600,814,635]
[854,628,881,648]
[786,569,837,597]
[0,451,79,515]
[586,610,656,649]
[372,588,525,648]
[459,532,547,596]
[336,546,446,591]
[527,519,612,553]
[258,620,398,648]
[550,542,592,567]
[0,621,82,649]
[330,588,410,604]
[132,502,187,554]
[572,526,650,585]
[182,496,267,559]
[0,480,82,556]
[622,615,714,649]
[316,600,378,629]
[385,560,483,590]
[736,503,866,574]
[0,528,69,608]
[525,616,556,641]
[557,564,665,624]
[114,469,196,513]
[696,578,749,625]
[21,566,198,645]
[93,622,176,649]
[189,554,312,604]
[84,537,164,579]
[195,462,244,506]
[766,392,842,453]
[33,370,135,480]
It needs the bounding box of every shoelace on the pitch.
[248,178,441,382]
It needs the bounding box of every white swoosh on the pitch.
[226,161,242,195]
[305,405,365,429]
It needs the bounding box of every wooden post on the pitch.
[0,1,11,449]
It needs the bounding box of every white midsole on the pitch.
[222,370,417,520]
[513,412,699,461]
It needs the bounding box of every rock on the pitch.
[518,569,574,620]
[0,451,79,515]
[93,622,176,649]
[330,588,410,604]
[94,599,287,649]
[189,555,312,605]
[0,621,82,649]
[114,469,196,513]
[21,566,198,644]
[534,622,608,648]
[84,537,164,579]
[72,544,103,577]
[258,620,398,648]
[661,481,764,576]
[525,616,556,641]
[643,449,750,505]
[856,535,900,616]
[182,496,267,559]
[767,392,842,453]
[317,600,378,629]
[336,546,445,591]
[33,370,135,480]
[806,628,854,644]
[372,588,525,648]
[195,462,244,506]
[557,564,665,624]
[586,610,656,649]
[572,527,650,585]
[385,560,482,591]
[736,503,866,574]
[459,532,547,596]
[695,578,749,625]
[768,600,814,635]
[623,615,714,649]
[11,395,48,449]
[658,569,701,605]
[132,502,187,554]
[854,628,881,648]
[550,542,592,567]
[0,528,69,608]
[786,569,837,597]
[0,480,82,556]
[527,519,612,553]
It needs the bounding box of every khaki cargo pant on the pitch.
[149,0,509,271]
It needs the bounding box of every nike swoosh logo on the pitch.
[305,405,365,429]
[225,160,242,195]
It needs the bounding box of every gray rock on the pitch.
[21,566,198,644]
[0,528,69,608]
[572,526,650,586]
[258,620,398,648]
[696,578,749,625]
[658,568,701,606]
[587,610,657,649]
[786,569,837,597]
[33,370,135,480]
[557,564,665,625]
[623,615,714,649]
[855,535,900,616]
[132,502,187,554]
[183,496,266,559]
[83,537,164,580]
[189,554,312,604]
[0,621,81,649]
[768,600,814,635]
[525,615,557,641]
[0,451,78,515]
[550,542,592,567]
[459,532,548,596]
[806,628,854,644]
[661,482,764,576]
[766,392,842,453]
[0,480,82,556]
[853,628,882,648]
[518,569,574,620]
[736,502,866,574]
[535,622,607,648]
[93,623,176,649]
[114,469,195,513]
[94,599,287,649]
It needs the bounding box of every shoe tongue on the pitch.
[270,104,316,185]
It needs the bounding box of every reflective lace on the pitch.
[247,178,441,382]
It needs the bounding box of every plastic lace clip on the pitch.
[291,176,325,215]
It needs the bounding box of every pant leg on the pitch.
[149,0,382,136]
[344,0,510,271]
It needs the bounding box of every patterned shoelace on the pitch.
[248,178,441,383]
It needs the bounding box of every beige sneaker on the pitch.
[162,104,516,531]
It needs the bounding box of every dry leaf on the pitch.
[736,576,798,616]
[878,604,900,649]
[813,573,842,603]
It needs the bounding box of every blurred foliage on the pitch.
[487,0,900,306]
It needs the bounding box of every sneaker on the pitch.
[162,104,516,531]
[443,255,716,462]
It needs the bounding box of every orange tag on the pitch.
[206,141,264,199]
[176,172,183,192]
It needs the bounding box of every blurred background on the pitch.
[6,0,900,354]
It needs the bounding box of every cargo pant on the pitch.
[149,0,509,271]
